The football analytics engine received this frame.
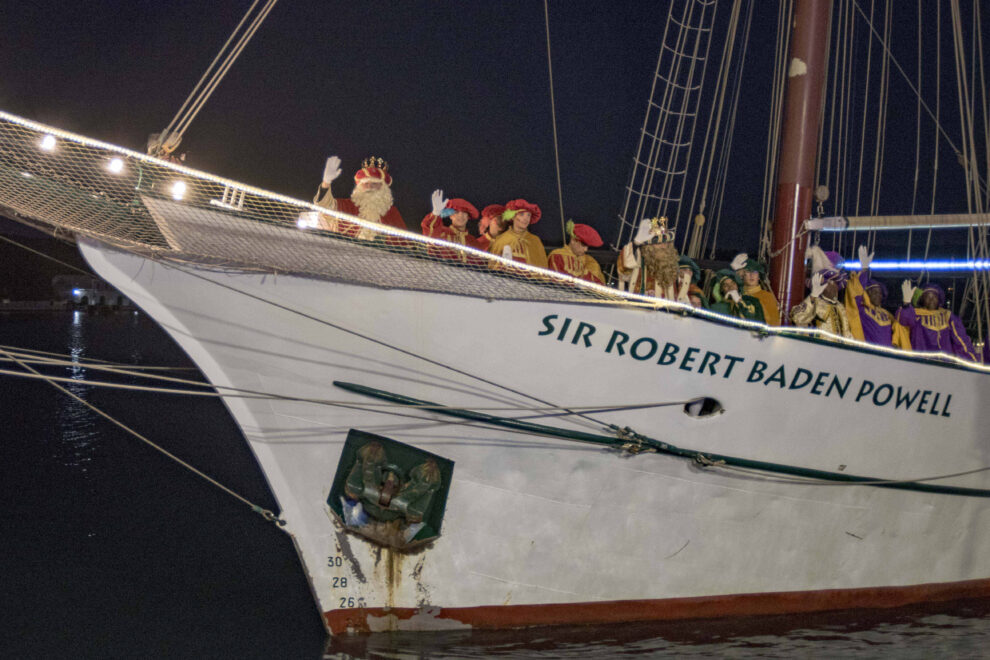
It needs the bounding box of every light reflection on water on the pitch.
[53,309,100,474]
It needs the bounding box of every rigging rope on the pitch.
[338,380,990,499]
[953,0,990,339]
[542,0,568,245]
[852,0,876,223]
[688,0,740,257]
[616,0,718,250]
[0,233,91,276]
[837,0,857,254]
[154,0,279,155]
[850,0,987,196]
[707,461,990,489]
[0,351,697,419]
[0,346,287,527]
[170,261,618,433]
[906,0,923,260]
[0,344,198,370]
[758,0,792,264]
[922,1,941,275]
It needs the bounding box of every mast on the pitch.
[769,0,832,320]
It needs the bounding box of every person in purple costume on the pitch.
[895,280,978,361]
[844,246,896,346]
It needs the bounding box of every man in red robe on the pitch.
[547,221,605,284]
[475,204,506,252]
[313,156,406,239]
[421,190,484,262]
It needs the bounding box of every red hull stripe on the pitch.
[324,577,990,634]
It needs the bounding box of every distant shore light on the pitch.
[171,181,187,201]
[107,157,124,174]
[39,134,56,151]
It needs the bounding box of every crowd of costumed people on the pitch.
[309,155,987,364]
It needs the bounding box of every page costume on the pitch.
[709,271,765,322]
[844,270,895,346]
[547,245,605,284]
[895,284,977,360]
[420,198,484,263]
[547,223,605,284]
[489,199,547,269]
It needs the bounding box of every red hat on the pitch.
[504,199,542,224]
[571,223,603,247]
[445,198,479,219]
[354,156,392,187]
[479,204,505,232]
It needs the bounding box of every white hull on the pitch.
[79,231,990,634]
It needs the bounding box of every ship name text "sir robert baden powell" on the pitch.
[538,314,956,418]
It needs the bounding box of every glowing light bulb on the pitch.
[107,157,124,174]
[171,181,187,201]
[39,134,56,151]
[296,211,319,229]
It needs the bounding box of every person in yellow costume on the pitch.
[843,245,899,347]
[488,199,547,269]
[547,221,606,284]
[730,252,780,326]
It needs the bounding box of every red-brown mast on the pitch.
[769,0,833,321]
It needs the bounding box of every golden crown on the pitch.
[649,216,676,244]
[361,156,389,173]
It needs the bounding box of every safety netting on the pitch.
[0,111,643,305]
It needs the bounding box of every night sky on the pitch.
[0,1,985,259]
[0,1,658,243]
[0,0,786,251]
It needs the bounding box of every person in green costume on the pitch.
[708,269,765,322]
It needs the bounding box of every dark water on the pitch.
[2,312,989,659]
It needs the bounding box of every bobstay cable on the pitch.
[333,380,990,499]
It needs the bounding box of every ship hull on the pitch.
[79,237,990,634]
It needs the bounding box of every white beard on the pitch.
[351,186,394,223]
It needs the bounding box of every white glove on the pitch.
[726,289,742,303]
[633,218,654,246]
[620,243,639,269]
[676,271,692,302]
[858,245,873,270]
[901,279,916,305]
[730,253,748,271]
[810,272,826,298]
[322,156,342,185]
[501,245,513,260]
[430,189,447,216]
